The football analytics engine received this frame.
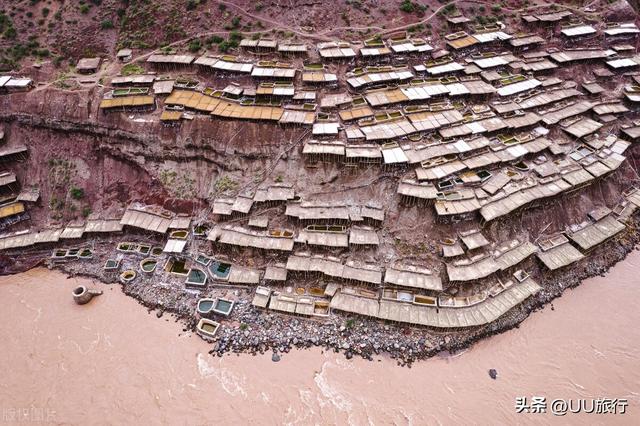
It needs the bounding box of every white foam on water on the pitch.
[313,355,388,425]
[63,332,101,355]
[196,353,247,398]
[567,379,588,397]
[313,360,364,425]
[400,409,416,426]
[334,355,356,370]
[314,361,352,412]
[103,334,113,347]
[624,391,640,403]
[591,346,606,358]
[284,389,318,426]
[443,382,455,395]
[283,405,295,426]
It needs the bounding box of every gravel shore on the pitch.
[47,216,640,367]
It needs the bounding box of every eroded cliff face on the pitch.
[4,86,640,274]
[10,77,620,252]
[1,89,92,121]
[4,121,161,223]
[0,89,311,223]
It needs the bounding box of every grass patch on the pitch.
[120,63,145,76]
[214,176,237,193]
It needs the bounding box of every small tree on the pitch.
[188,38,201,52]
[399,0,415,13]
[70,187,84,200]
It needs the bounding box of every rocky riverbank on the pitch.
[48,215,640,367]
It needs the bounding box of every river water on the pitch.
[1,251,639,424]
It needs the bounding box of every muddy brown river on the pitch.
[1,252,640,424]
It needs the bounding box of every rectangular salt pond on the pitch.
[201,323,217,333]
[169,259,189,275]
[52,249,67,258]
[104,259,119,270]
[212,298,233,316]
[195,254,212,266]
[208,261,231,280]
[117,242,135,251]
[193,225,209,236]
[185,268,207,289]
[78,248,93,259]
[197,298,215,315]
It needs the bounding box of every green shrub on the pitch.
[100,19,114,30]
[229,30,241,43]
[0,13,11,32]
[443,4,456,14]
[188,38,201,52]
[399,0,414,13]
[214,176,237,192]
[0,14,14,47]
[218,40,231,52]
[70,187,84,200]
